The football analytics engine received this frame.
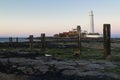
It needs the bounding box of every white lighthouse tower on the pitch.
[86,10,102,38]
[89,10,94,33]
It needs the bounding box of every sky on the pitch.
[0,0,120,37]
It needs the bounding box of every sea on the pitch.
[0,37,29,43]
[0,37,120,43]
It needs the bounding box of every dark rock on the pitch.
[0,57,120,80]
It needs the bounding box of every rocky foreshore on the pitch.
[0,56,120,80]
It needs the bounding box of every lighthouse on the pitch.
[89,10,94,33]
[86,11,102,38]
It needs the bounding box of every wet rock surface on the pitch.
[0,50,120,80]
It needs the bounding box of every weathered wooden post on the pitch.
[15,37,18,48]
[9,37,13,47]
[41,33,45,50]
[29,35,33,50]
[103,24,111,59]
[75,26,81,56]
[16,37,18,43]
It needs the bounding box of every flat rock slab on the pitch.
[0,57,120,80]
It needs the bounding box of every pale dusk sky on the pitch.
[0,0,120,37]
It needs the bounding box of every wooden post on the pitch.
[15,37,18,48]
[75,26,81,56]
[16,37,18,43]
[103,24,111,59]
[9,37,13,47]
[29,35,33,50]
[41,33,45,50]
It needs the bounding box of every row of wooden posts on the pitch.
[77,24,111,59]
[9,33,46,50]
[8,24,111,59]
[29,34,46,50]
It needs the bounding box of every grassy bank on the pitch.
[0,46,120,61]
